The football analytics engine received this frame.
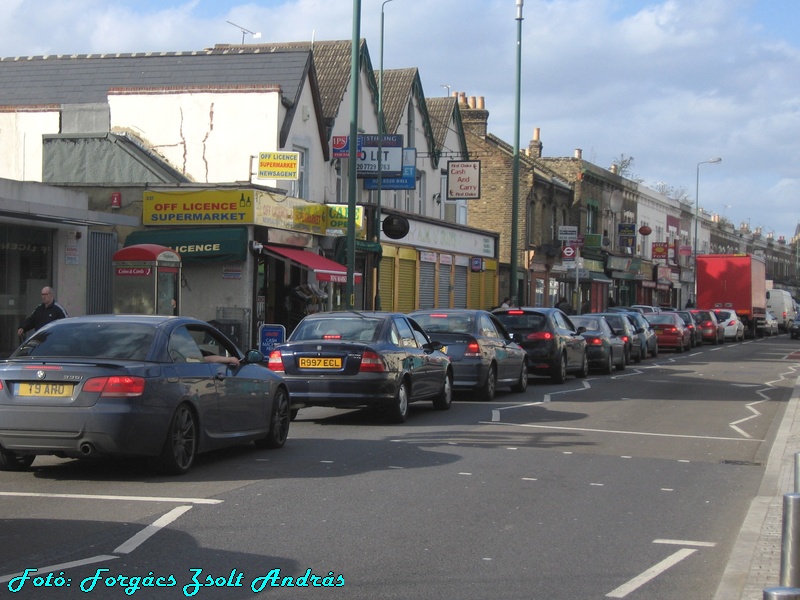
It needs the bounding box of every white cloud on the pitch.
[0,0,798,239]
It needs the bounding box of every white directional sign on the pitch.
[558,226,578,241]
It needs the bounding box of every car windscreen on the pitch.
[493,312,546,333]
[290,318,381,341]
[13,322,156,360]
[570,317,601,331]
[646,315,675,325]
[412,314,475,334]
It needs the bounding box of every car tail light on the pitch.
[267,351,285,372]
[464,341,481,357]
[323,334,341,340]
[360,350,386,373]
[506,310,524,315]
[701,320,712,327]
[621,335,630,343]
[83,376,145,397]
[586,337,603,346]
[526,332,553,341]
[667,326,678,333]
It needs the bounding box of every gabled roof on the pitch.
[381,68,438,165]
[0,49,328,158]
[425,96,469,160]
[213,40,379,136]
[0,50,309,107]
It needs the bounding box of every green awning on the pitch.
[124,227,249,262]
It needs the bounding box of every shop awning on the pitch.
[263,245,361,283]
[124,227,248,262]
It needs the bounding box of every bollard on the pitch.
[782,494,800,587]
[764,587,800,599]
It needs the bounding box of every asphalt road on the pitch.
[0,334,797,599]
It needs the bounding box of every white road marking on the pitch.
[653,539,716,547]
[606,548,697,597]
[0,491,222,504]
[114,505,193,554]
[480,421,762,442]
[0,502,203,583]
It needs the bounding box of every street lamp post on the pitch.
[345,0,362,310]
[693,157,722,302]
[510,0,524,306]
[374,0,394,310]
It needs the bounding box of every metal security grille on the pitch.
[87,231,117,314]
[379,256,395,311]
[438,263,451,308]
[419,262,435,309]
[454,265,468,308]
[483,269,496,309]
[468,272,481,308]
[397,258,417,312]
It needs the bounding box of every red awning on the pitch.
[263,245,361,283]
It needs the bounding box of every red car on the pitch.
[645,312,692,352]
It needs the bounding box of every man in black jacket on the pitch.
[17,286,68,338]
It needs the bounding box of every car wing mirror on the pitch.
[424,340,444,353]
[244,349,265,364]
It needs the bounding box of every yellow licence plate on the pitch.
[18,382,74,397]
[298,357,342,369]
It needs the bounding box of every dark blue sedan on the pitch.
[268,312,452,423]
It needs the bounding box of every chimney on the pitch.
[574,148,582,160]
[460,93,489,138]
[528,127,543,158]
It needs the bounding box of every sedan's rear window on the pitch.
[493,313,545,332]
[413,314,475,334]
[13,323,155,360]
[290,318,380,342]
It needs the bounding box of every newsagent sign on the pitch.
[446,160,481,200]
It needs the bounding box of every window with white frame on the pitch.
[289,147,307,199]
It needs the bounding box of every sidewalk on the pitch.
[714,377,800,599]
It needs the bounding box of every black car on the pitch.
[268,311,452,423]
[676,310,702,347]
[409,309,528,400]
[791,315,800,339]
[0,315,290,474]
[594,312,642,363]
[492,307,588,384]
[569,315,627,374]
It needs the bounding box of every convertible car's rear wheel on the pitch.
[0,447,35,471]
[256,387,290,449]
[157,403,197,475]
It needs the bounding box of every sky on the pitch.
[2,0,799,241]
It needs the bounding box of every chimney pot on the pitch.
[574,148,582,159]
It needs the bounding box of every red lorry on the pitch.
[696,254,766,338]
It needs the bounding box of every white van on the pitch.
[766,289,797,332]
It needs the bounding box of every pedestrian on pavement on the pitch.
[500,297,511,308]
[17,286,68,338]
[556,296,572,315]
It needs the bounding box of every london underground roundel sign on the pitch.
[562,245,576,259]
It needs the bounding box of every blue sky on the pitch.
[2,0,799,242]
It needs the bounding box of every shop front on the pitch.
[131,187,367,346]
